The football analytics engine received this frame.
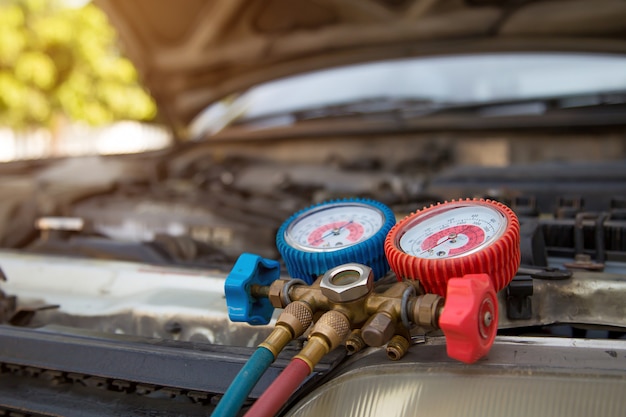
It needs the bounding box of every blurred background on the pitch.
[0,0,170,161]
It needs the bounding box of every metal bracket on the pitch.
[505,275,533,320]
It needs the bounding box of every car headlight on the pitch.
[286,363,626,417]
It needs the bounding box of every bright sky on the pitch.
[60,0,91,8]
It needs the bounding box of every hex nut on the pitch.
[361,312,395,347]
[320,263,374,303]
[413,293,443,329]
[268,279,289,308]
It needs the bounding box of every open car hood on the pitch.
[94,0,626,136]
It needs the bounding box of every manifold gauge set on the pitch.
[226,197,521,365]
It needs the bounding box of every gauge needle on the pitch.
[311,220,353,244]
[420,225,470,254]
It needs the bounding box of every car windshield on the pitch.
[190,52,626,136]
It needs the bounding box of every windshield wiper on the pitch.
[235,91,626,128]
[421,91,626,118]
[233,97,441,127]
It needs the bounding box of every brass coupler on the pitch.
[266,263,444,361]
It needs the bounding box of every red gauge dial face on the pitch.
[398,205,506,259]
[285,203,384,252]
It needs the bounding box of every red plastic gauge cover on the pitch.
[439,274,498,364]
[384,199,520,296]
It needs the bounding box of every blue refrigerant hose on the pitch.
[211,346,276,417]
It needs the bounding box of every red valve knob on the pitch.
[439,274,498,364]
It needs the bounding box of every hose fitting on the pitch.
[280,301,314,336]
[409,293,444,330]
[259,325,292,358]
[295,310,350,370]
[386,335,410,361]
[345,329,366,354]
[259,301,313,357]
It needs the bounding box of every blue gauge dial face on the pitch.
[285,203,385,252]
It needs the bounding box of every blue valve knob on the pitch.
[276,198,396,284]
[224,253,280,325]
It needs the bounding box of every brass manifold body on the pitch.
[253,263,444,365]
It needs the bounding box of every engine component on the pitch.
[505,275,534,320]
[35,216,85,240]
[276,198,395,284]
[0,289,16,324]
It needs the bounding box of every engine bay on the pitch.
[1,129,625,264]
[1,128,625,416]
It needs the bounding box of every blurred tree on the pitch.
[0,0,156,128]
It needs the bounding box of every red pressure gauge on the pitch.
[384,199,520,363]
[385,199,520,295]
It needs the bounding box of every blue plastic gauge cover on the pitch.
[276,198,396,284]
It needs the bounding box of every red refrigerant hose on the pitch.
[243,358,311,417]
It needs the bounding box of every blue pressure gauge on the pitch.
[276,198,396,284]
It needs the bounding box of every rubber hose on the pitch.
[212,346,275,417]
[243,358,311,417]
